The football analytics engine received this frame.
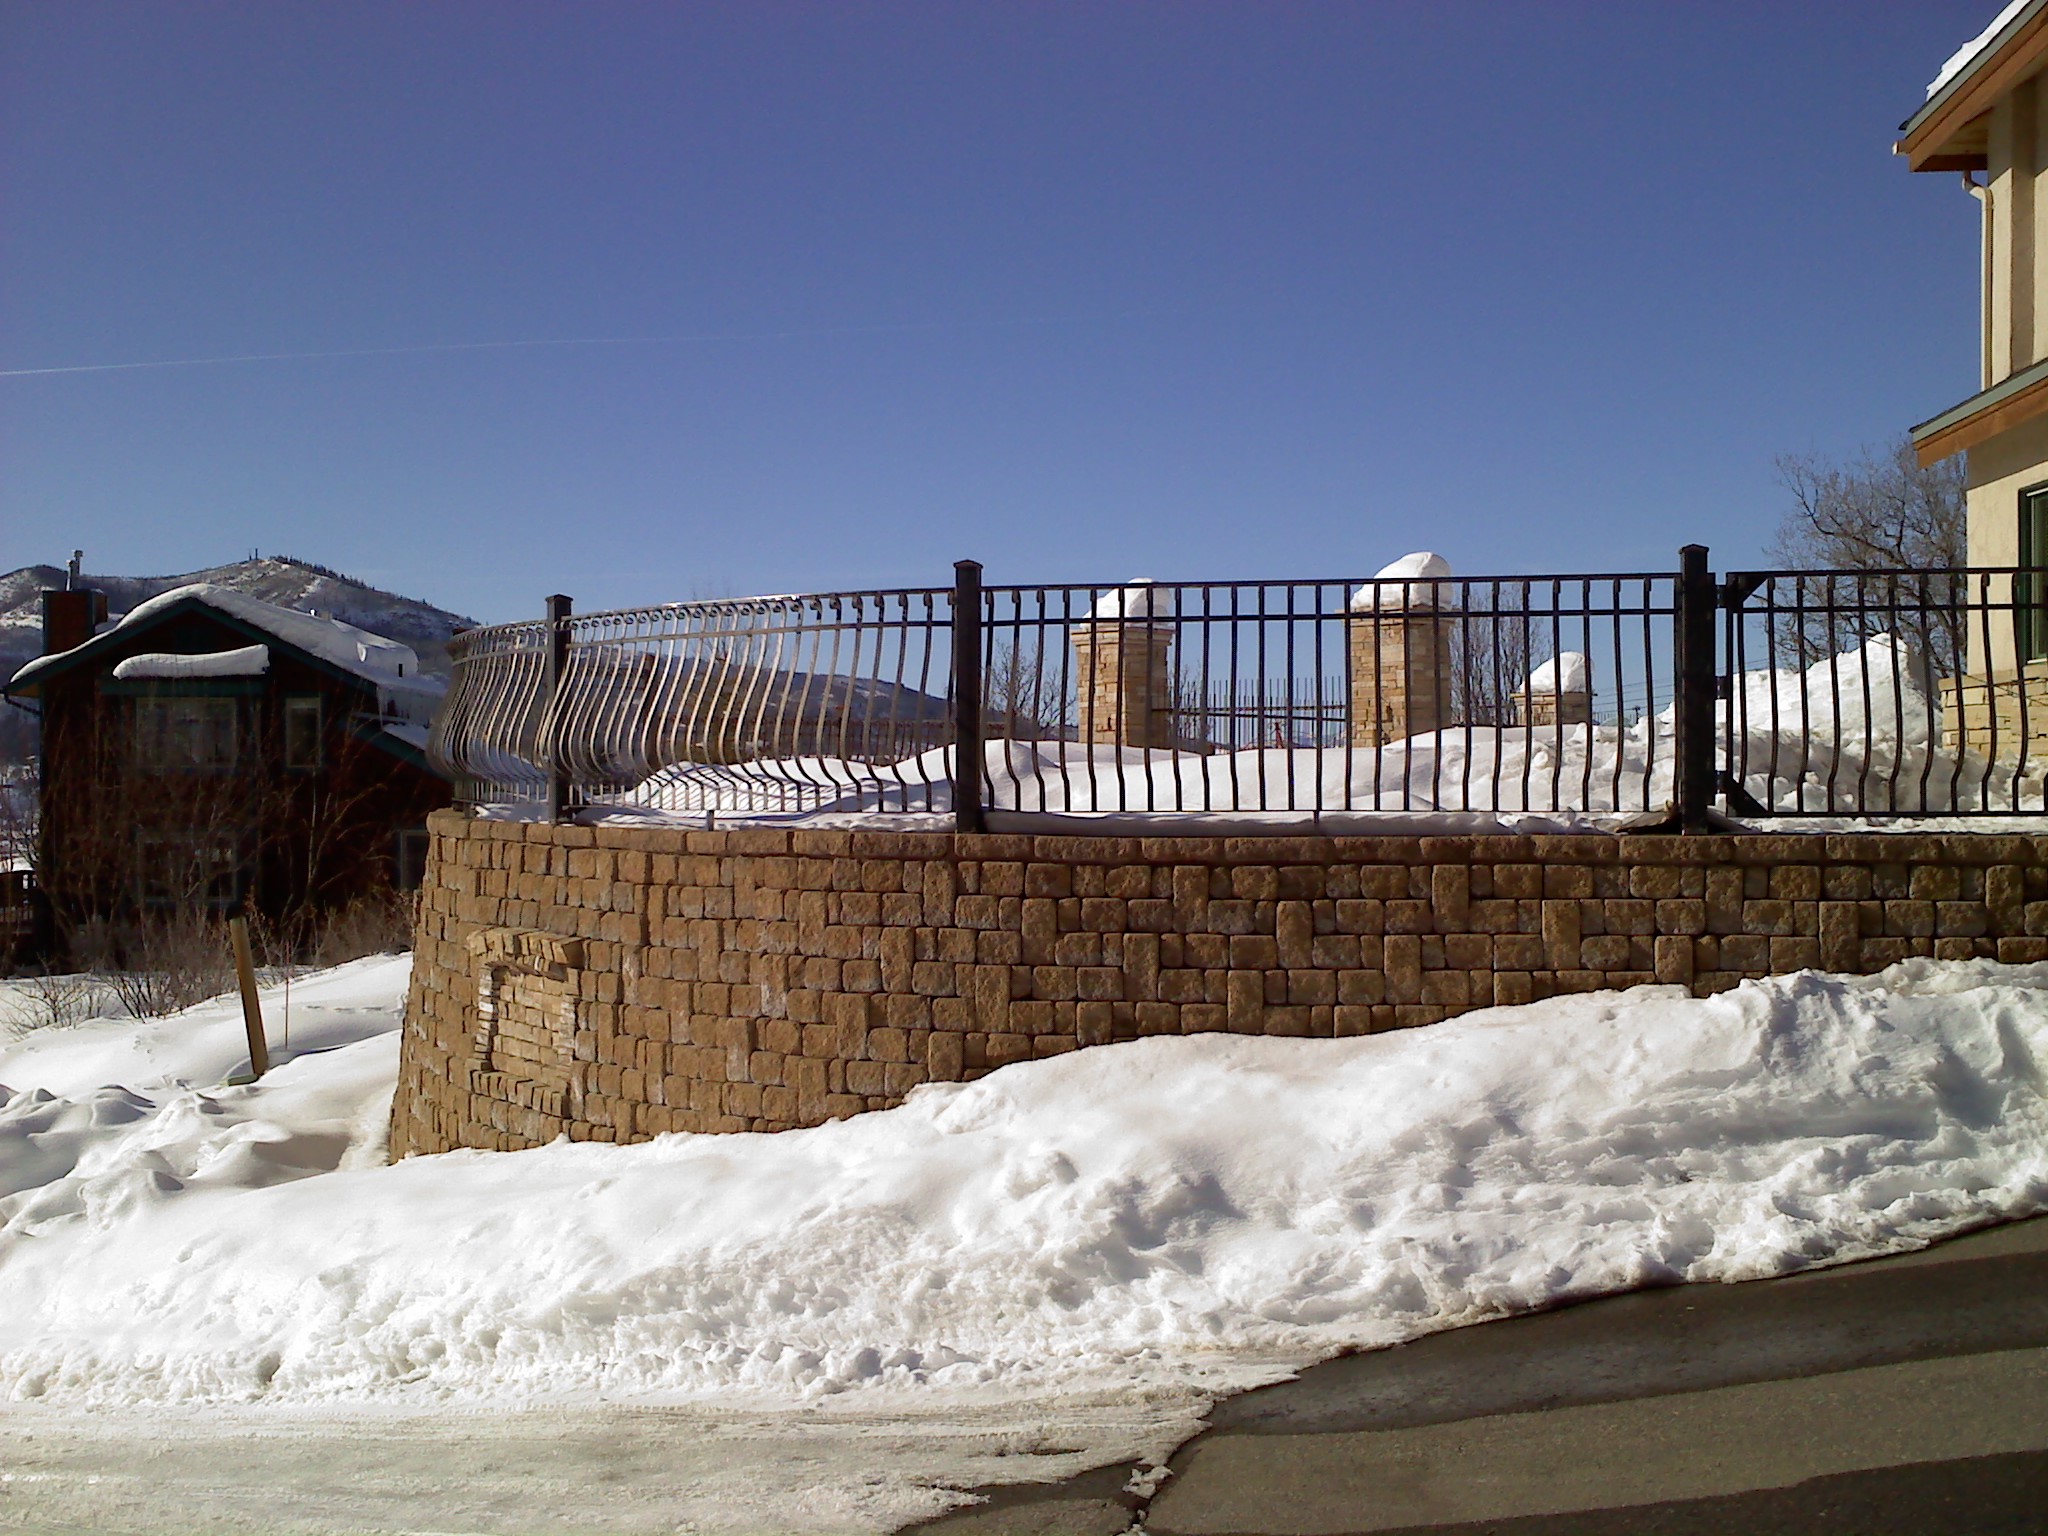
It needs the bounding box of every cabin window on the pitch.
[2024,486,2048,665]
[136,833,245,910]
[284,696,323,771]
[133,696,239,774]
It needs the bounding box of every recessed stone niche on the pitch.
[465,927,587,1122]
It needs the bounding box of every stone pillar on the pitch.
[1514,652,1593,729]
[1349,553,1454,748]
[1073,622,1177,748]
[1073,580,1178,749]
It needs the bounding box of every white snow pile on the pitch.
[618,631,2048,822]
[1526,650,1590,696]
[2,954,2047,1414]
[1348,550,1458,611]
[110,644,269,680]
[1927,0,2030,99]
[1088,577,1173,622]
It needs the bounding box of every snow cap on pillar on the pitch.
[1090,578,1174,621]
[1526,652,1591,695]
[1350,552,1458,612]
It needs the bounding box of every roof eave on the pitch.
[1910,354,2048,464]
[1899,0,2048,171]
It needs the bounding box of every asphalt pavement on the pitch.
[911,1214,2048,1535]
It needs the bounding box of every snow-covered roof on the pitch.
[111,645,270,681]
[1928,0,2031,99]
[1088,578,1174,621]
[1525,652,1590,696]
[1349,552,1459,612]
[8,583,438,698]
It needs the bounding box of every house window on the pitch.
[134,697,240,774]
[2024,487,2048,665]
[284,696,323,771]
[137,833,246,910]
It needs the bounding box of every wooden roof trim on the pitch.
[1899,3,2048,171]
[1912,357,2048,464]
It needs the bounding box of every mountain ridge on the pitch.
[0,555,477,681]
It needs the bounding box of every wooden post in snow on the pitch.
[229,914,268,1079]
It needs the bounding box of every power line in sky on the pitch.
[0,313,1087,379]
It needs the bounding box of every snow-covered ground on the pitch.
[3,954,2048,1532]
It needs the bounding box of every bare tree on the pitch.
[1771,440,1966,572]
[985,640,1072,741]
[1766,440,1968,677]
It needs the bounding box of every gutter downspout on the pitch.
[1966,171,1993,390]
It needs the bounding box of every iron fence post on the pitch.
[952,560,986,834]
[1674,545,1715,832]
[543,593,572,824]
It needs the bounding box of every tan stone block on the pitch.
[1628,864,1685,899]
[1442,932,1489,970]
[1541,901,1580,969]
[925,1032,964,1081]
[1819,903,1859,971]
[1383,899,1432,935]
[1275,901,1313,968]
[1334,899,1385,935]
[985,1032,1032,1066]
[1738,899,1794,937]
[1909,865,1962,902]
[1309,934,1361,969]
[1885,900,1936,937]
[1430,865,1470,929]
[1987,865,2025,931]
[1053,931,1102,967]
[1768,936,1822,971]
[1579,934,1631,970]
[1654,935,1695,987]
[1383,934,1423,1003]
[1935,902,1989,938]
[1655,898,1707,936]
[1224,970,1265,1032]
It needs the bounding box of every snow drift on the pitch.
[2,955,2046,1411]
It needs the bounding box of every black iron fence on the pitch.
[427,548,2048,828]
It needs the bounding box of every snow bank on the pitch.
[110,644,269,680]
[2,956,2046,1414]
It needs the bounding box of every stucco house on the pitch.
[1902,1,2048,746]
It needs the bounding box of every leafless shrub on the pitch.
[83,909,236,1020]
[309,884,417,966]
[6,966,100,1033]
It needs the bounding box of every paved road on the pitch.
[913,1215,2048,1535]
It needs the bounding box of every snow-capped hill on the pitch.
[0,556,476,686]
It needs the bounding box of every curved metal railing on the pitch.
[429,557,2048,824]
[430,589,957,815]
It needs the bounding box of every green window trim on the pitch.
[2023,486,2048,665]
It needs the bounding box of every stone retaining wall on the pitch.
[391,808,2048,1156]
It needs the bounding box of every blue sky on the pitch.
[0,2,2004,623]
